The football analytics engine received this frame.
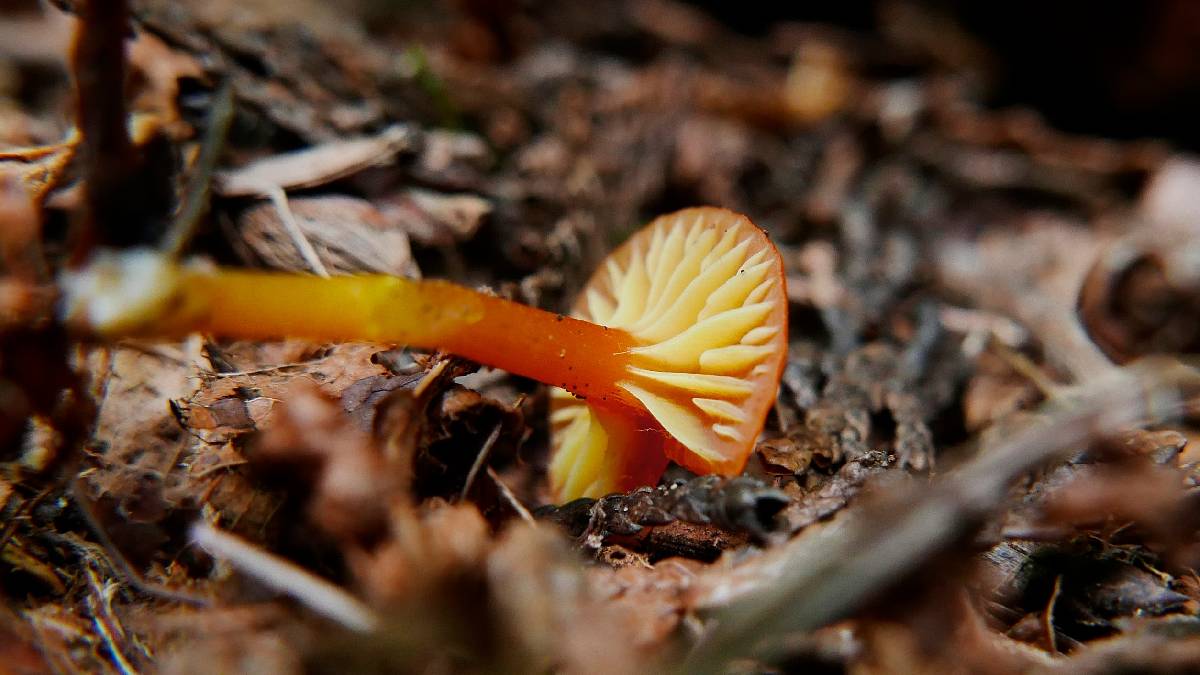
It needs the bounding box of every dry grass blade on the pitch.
[488,467,536,524]
[460,422,502,501]
[215,125,415,197]
[190,521,379,633]
[85,565,140,675]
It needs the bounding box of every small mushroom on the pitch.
[549,208,787,499]
[61,207,788,501]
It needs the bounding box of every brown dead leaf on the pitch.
[589,557,700,649]
[489,525,640,672]
[217,125,415,196]
[84,342,393,543]
[0,136,77,210]
[85,345,197,469]
[201,339,328,375]
[236,195,421,277]
[189,342,390,420]
[757,433,817,475]
[186,396,256,439]
[186,441,247,479]
[0,608,51,675]
[340,372,422,431]
[376,188,492,247]
[963,350,1044,432]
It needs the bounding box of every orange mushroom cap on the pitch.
[549,207,788,500]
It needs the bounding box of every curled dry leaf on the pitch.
[376,188,492,247]
[1071,155,1200,363]
[1078,232,1200,364]
[236,195,421,277]
[84,345,196,476]
[134,0,427,142]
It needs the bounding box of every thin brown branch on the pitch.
[70,0,175,255]
[70,0,134,254]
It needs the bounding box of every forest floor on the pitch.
[3,1,1200,673]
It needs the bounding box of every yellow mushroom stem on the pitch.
[61,252,642,411]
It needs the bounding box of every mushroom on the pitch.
[61,207,788,501]
[548,208,788,498]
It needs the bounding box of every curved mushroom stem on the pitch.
[61,251,640,409]
[63,206,790,503]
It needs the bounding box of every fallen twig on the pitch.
[161,79,235,258]
[71,0,134,253]
[190,520,379,632]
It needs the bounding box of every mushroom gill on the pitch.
[549,207,788,500]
